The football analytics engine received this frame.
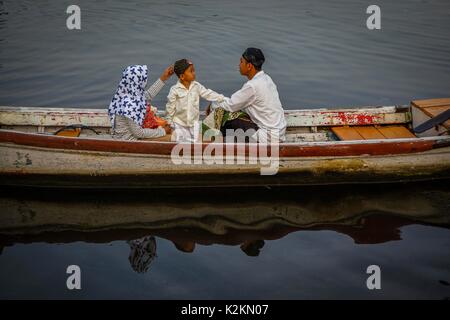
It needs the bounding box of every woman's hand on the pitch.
[160,65,174,82]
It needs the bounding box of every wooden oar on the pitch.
[413,109,450,134]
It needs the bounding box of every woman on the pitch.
[108,64,174,140]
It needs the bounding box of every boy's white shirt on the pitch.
[166,80,224,127]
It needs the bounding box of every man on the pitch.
[209,47,287,143]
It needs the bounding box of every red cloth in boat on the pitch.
[142,105,168,129]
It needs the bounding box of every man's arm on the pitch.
[213,83,255,112]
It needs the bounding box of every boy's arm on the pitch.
[165,88,177,125]
[212,83,256,112]
[197,83,225,102]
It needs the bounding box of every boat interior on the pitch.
[0,98,449,143]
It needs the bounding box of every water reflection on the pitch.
[0,210,449,275]
[240,240,265,257]
[171,239,196,253]
[1,182,450,233]
[0,181,449,277]
[127,236,156,273]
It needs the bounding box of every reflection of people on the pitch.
[172,240,196,253]
[170,238,265,256]
[127,236,157,273]
[240,240,265,256]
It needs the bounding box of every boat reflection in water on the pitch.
[0,181,449,274]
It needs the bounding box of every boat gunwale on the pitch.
[0,128,448,158]
[0,105,402,114]
[0,105,410,129]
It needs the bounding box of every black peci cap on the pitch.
[174,59,192,77]
[242,48,265,68]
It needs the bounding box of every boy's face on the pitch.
[180,64,195,82]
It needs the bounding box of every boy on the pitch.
[166,59,224,142]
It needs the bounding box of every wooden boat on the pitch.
[0,98,449,188]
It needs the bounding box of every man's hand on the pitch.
[205,103,212,116]
[163,123,172,135]
[160,65,174,82]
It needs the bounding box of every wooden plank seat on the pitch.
[332,125,416,141]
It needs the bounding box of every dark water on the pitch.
[0,183,450,299]
[1,0,450,299]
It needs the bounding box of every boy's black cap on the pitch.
[174,59,192,77]
[242,48,265,68]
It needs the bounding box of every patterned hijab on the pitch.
[127,236,157,274]
[108,65,148,126]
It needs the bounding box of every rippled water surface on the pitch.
[0,0,449,109]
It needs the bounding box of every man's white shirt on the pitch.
[212,70,287,142]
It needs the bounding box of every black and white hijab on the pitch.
[108,65,148,127]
